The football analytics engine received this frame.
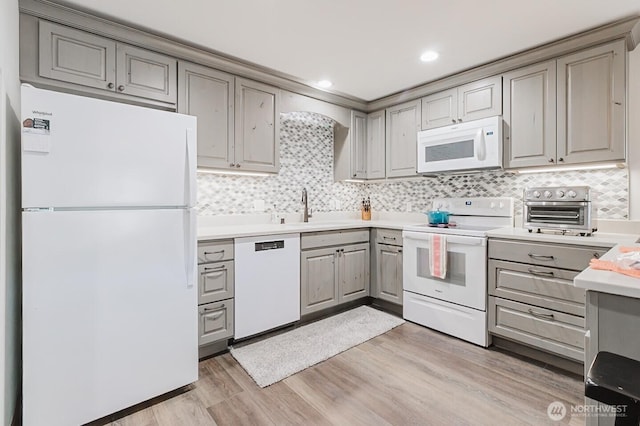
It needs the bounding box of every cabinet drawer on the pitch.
[489,297,584,362]
[301,229,369,250]
[374,228,402,246]
[198,240,234,263]
[199,300,234,346]
[489,239,607,271]
[489,260,585,316]
[198,260,234,304]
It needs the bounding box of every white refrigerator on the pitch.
[21,85,198,426]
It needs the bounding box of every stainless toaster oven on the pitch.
[523,186,596,236]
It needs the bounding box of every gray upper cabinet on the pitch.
[38,20,177,104]
[38,20,116,91]
[386,99,421,177]
[178,62,235,169]
[421,88,458,129]
[557,40,626,165]
[504,40,626,169]
[115,44,176,103]
[421,76,501,130]
[503,60,557,168]
[351,110,368,179]
[235,78,281,173]
[366,109,386,179]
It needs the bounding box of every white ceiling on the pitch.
[54,0,640,101]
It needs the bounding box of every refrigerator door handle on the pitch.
[185,209,196,288]
[185,128,197,208]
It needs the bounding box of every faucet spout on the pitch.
[302,188,311,222]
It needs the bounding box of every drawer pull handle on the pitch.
[204,250,225,256]
[528,253,555,261]
[204,311,224,320]
[527,268,555,277]
[203,304,225,312]
[204,265,226,271]
[528,308,555,321]
[383,236,397,240]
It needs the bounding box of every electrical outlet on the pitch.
[253,199,265,212]
[334,199,341,210]
[406,202,412,212]
[328,200,336,210]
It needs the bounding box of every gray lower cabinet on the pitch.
[300,230,370,315]
[488,238,608,362]
[197,239,235,350]
[371,228,403,305]
[37,19,177,104]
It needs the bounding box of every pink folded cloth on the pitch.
[589,258,640,279]
[429,234,447,279]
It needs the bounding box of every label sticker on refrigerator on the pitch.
[22,117,51,153]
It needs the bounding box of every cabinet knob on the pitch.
[548,158,555,163]
[236,164,241,168]
[451,119,456,124]
[230,163,235,167]
[107,82,114,89]
[457,118,462,123]
[117,85,125,92]
[558,157,564,162]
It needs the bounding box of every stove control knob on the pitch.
[532,190,541,198]
[567,190,577,198]
[556,190,565,198]
[544,190,553,199]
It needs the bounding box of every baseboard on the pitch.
[491,336,584,377]
[370,298,402,317]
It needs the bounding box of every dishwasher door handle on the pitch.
[255,240,285,251]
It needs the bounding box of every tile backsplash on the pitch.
[197,112,629,219]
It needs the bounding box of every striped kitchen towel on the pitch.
[429,234,447,279]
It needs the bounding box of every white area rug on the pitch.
[230,306,405,388]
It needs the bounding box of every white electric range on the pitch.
[402,197,514,347]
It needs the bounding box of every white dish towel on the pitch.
[429,234,447,279]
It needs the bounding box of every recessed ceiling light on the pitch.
[420,51,439,62]
[317,80,333,88]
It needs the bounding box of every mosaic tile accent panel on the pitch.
[198,111,629,220]
[364,168,629,219]
[197,112,366,215]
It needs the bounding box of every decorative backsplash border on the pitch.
[197,112,629,219]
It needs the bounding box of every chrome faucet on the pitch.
[301,188,312,222]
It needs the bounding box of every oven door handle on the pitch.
[402,231,486,246]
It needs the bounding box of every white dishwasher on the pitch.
[234,233,300,339]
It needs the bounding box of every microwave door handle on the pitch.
[475,128,486,161]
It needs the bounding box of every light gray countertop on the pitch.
[574,244,640,299]
[487,226,638,247]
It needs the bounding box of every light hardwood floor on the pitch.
[98,322,584,426]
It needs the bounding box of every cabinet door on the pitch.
[367,110,386,179]
[421,88,458,129]
[199,300,234,346]
[116,44,177,104]
[300,247,339,315]
[557,41,626,165]
[503,61,557,168]
[178,62,235,169]
[38,20,116,91]
[339,243,370,303]
[385,99,421,177]
[198,261,234,305]
[351,110,368,179]
[377,244,403,305]
[235,78,280,173]
[458,76,502,122]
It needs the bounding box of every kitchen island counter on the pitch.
[574,243,640,299]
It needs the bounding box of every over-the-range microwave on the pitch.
[417,115,503,174]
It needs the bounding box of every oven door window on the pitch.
[416,247,466,285]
